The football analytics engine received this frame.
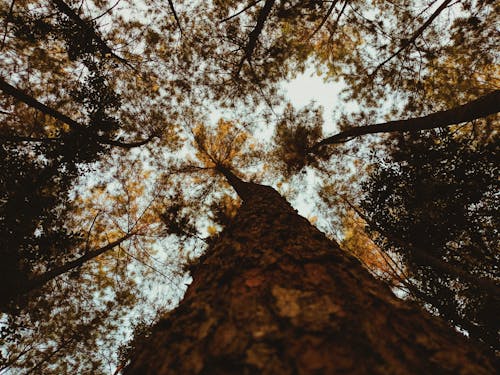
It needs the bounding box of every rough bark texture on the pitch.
[125,181,496,374]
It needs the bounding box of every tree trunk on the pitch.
[125,176,496,374]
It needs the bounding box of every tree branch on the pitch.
[344,198,499,298]
[236,0,275,75]
[370,0,453,76]
[98,134,155,149]
[24,232,135,295]
[0,77,84,129]
[309,89,500,153]
[51,0,135,69]
[307,0,340,40]
[167,0,183,34]
[0,134,62,143]
[0,0,15,50]
[0,77,153,149]
[220,0,262,24]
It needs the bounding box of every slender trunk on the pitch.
[125,175,495,374]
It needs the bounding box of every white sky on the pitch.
[283,71,348,134]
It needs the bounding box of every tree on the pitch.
[1,0,499,372]
[360,129,499,352]
[125,167,496,374]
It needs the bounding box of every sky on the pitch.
[283,72,343,133]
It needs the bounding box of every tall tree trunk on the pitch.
[125,174,495,374]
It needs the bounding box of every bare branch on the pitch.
[0,0,15,50]
[370,0,453,76]
[24,232,135,295]
[236,0,275,75]
[167,0,183,34]
[51,0,136,69]
[0,77,84,129]
[309,89,500,153]
[220,0,262,24]
[348,200,499,298]
[0,77,153,149]
[307,0,340,40]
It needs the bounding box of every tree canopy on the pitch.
[0,0,498,372]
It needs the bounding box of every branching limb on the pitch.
[0,77,154,149]
[220,0,262,23]
[51,0,136,69]
[307,0,340,40]
[236,0,275,75]
[370,0,453,76]
[309,89,500,153]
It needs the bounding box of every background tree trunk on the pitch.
[125,181,496,374]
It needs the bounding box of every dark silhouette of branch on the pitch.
[309,89,500,153]
[91,0,121,21]
[307,0,340,40]
[0,134,62,143]
[23,232,135,296]
[0,77,153,149]
[236,0,275,75]
[0,77,84,129]
[370,0,453,76]
[220,0,262,23]
[51,0,135,69]
[0,0,15,50]
[99,134,155,149]
[327,0,348,43]
[167,0,183,34]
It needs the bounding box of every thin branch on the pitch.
[0,0,15,50]
[85,211,101,251]
[0,77,84,130]
[307,0,339,40]
[0,134,62,143]
[98,134,155,149]
[167,0,183,34]
[0,78,153,148]
[220,0,262,24]
[236,0,275,75]
[370,0,453,76]
[50,0,135,69]
[309,89,500,153]
[328,0,348,43]
[91,0,121,21]
[344,198,499,298]
[22,232,135,295]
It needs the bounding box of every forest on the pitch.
[0,0,498,373]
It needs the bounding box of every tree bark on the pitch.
[125,176,496,374]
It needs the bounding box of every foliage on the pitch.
[0,0,498,372]
[361,129,499,351]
